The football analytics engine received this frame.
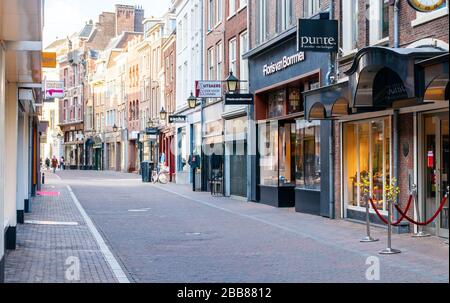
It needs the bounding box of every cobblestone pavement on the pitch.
[56,170,448,283]
[4,172,119,283]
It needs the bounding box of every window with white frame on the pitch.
[217,0,222,24]
[342,0,359,52]
[229,38,237,74]
[368,0,390,44]
[239,0,247,9]
[304,0,321,17]
[276,0,293,33]
[208,0,215,30]
[239,31,249,92]
[229,0,236,17]
[207,47,215,80]
[216,42,223,80]
[256,0,267,45]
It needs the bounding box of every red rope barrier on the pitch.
[369,195,413,226]
[395,195,448,226]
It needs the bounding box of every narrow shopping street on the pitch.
[5,170,448,283]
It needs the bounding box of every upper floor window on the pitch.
[342,0,359,52]
[369,0,390,44]
[239,0,247,10]
[304,0,321,18]
[229,38,237,74]
[207,47,215,80]
[216,42,223,80]
[256,0,268,45]
[208,0,215,30]
[276,0,294,33]
[229,0,236,17]
[217,0,222,23]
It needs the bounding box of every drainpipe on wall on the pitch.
[327,0,336,219]
[393,0,400,48]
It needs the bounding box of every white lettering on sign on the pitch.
[262,52,305,76]
[299,36,337,49]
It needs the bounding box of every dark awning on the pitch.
[304,47,448,120]
[345,46,445,108]
[416,53,449,101]
[303,81,350,121]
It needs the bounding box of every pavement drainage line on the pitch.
[66,185,130,283]
[24,220,79,226]
[152,184,446,280]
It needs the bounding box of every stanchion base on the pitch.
[412,231,431,238]
[360,236,379,243]
[379,248,401,255]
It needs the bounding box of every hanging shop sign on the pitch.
[168,115,187,123]
[224,93,254,105]
[195,80,223,98]
[297,19,338,52]
[44,80,65,99]
[42,52,57,68]
[145,127,159,135]
[262,52,305,76]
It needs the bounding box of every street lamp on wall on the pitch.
[225,71,239,93]
[159,107,167,120]
[112,124,118,132]
[187,92,197,109]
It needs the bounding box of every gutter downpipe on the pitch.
[326,0,336,219]
[393,0,400,48]
[200,0,206,191]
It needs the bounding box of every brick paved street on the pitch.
[4,170,449,283]
[4,173,119,283]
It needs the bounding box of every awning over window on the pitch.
[416,54,449,101]
[303,81,350,121]
[303,47,448,120]
[345,46,445,108]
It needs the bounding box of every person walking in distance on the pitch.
[60,156,65,170]
[51,156,58,173]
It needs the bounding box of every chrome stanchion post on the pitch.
[380,197,401,254]
[443,186,449,246]
[360,194,379,243]
[411,184,430,238]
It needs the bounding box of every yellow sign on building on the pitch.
[42,52,57,68]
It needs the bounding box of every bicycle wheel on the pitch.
[158,173,168,184]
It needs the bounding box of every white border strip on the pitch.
[67,185,130,283]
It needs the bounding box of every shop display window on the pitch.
[267,90,286,118]
[295,120,321,190]
[288,88,302,114]
[259,121,295,187]
[343,118,391,211]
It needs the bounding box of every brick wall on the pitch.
[116,5,137,36]
[224,1,247,80]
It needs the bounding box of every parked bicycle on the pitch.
[152,165,169,184]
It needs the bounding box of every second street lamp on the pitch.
[225,71,239,93]
[112,124,118,132]
[159,107,167,120]
[187,92,197,109]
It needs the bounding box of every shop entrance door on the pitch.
[423,112,449,238]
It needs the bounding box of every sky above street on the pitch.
[43,0,172,48]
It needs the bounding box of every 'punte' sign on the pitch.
[297,19,338,53]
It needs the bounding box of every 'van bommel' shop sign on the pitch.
[297,19,338,52]
[263,52,305,76]
[195,80,222,98]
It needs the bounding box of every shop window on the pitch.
[288,88,302,113]
[259,121,295,187]
[344,118,391,211]
[267,90,286,118]
[295,120,321,190]
[177,127,187,172]
[259,122,279,186]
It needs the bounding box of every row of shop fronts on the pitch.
[170,23,448,239]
